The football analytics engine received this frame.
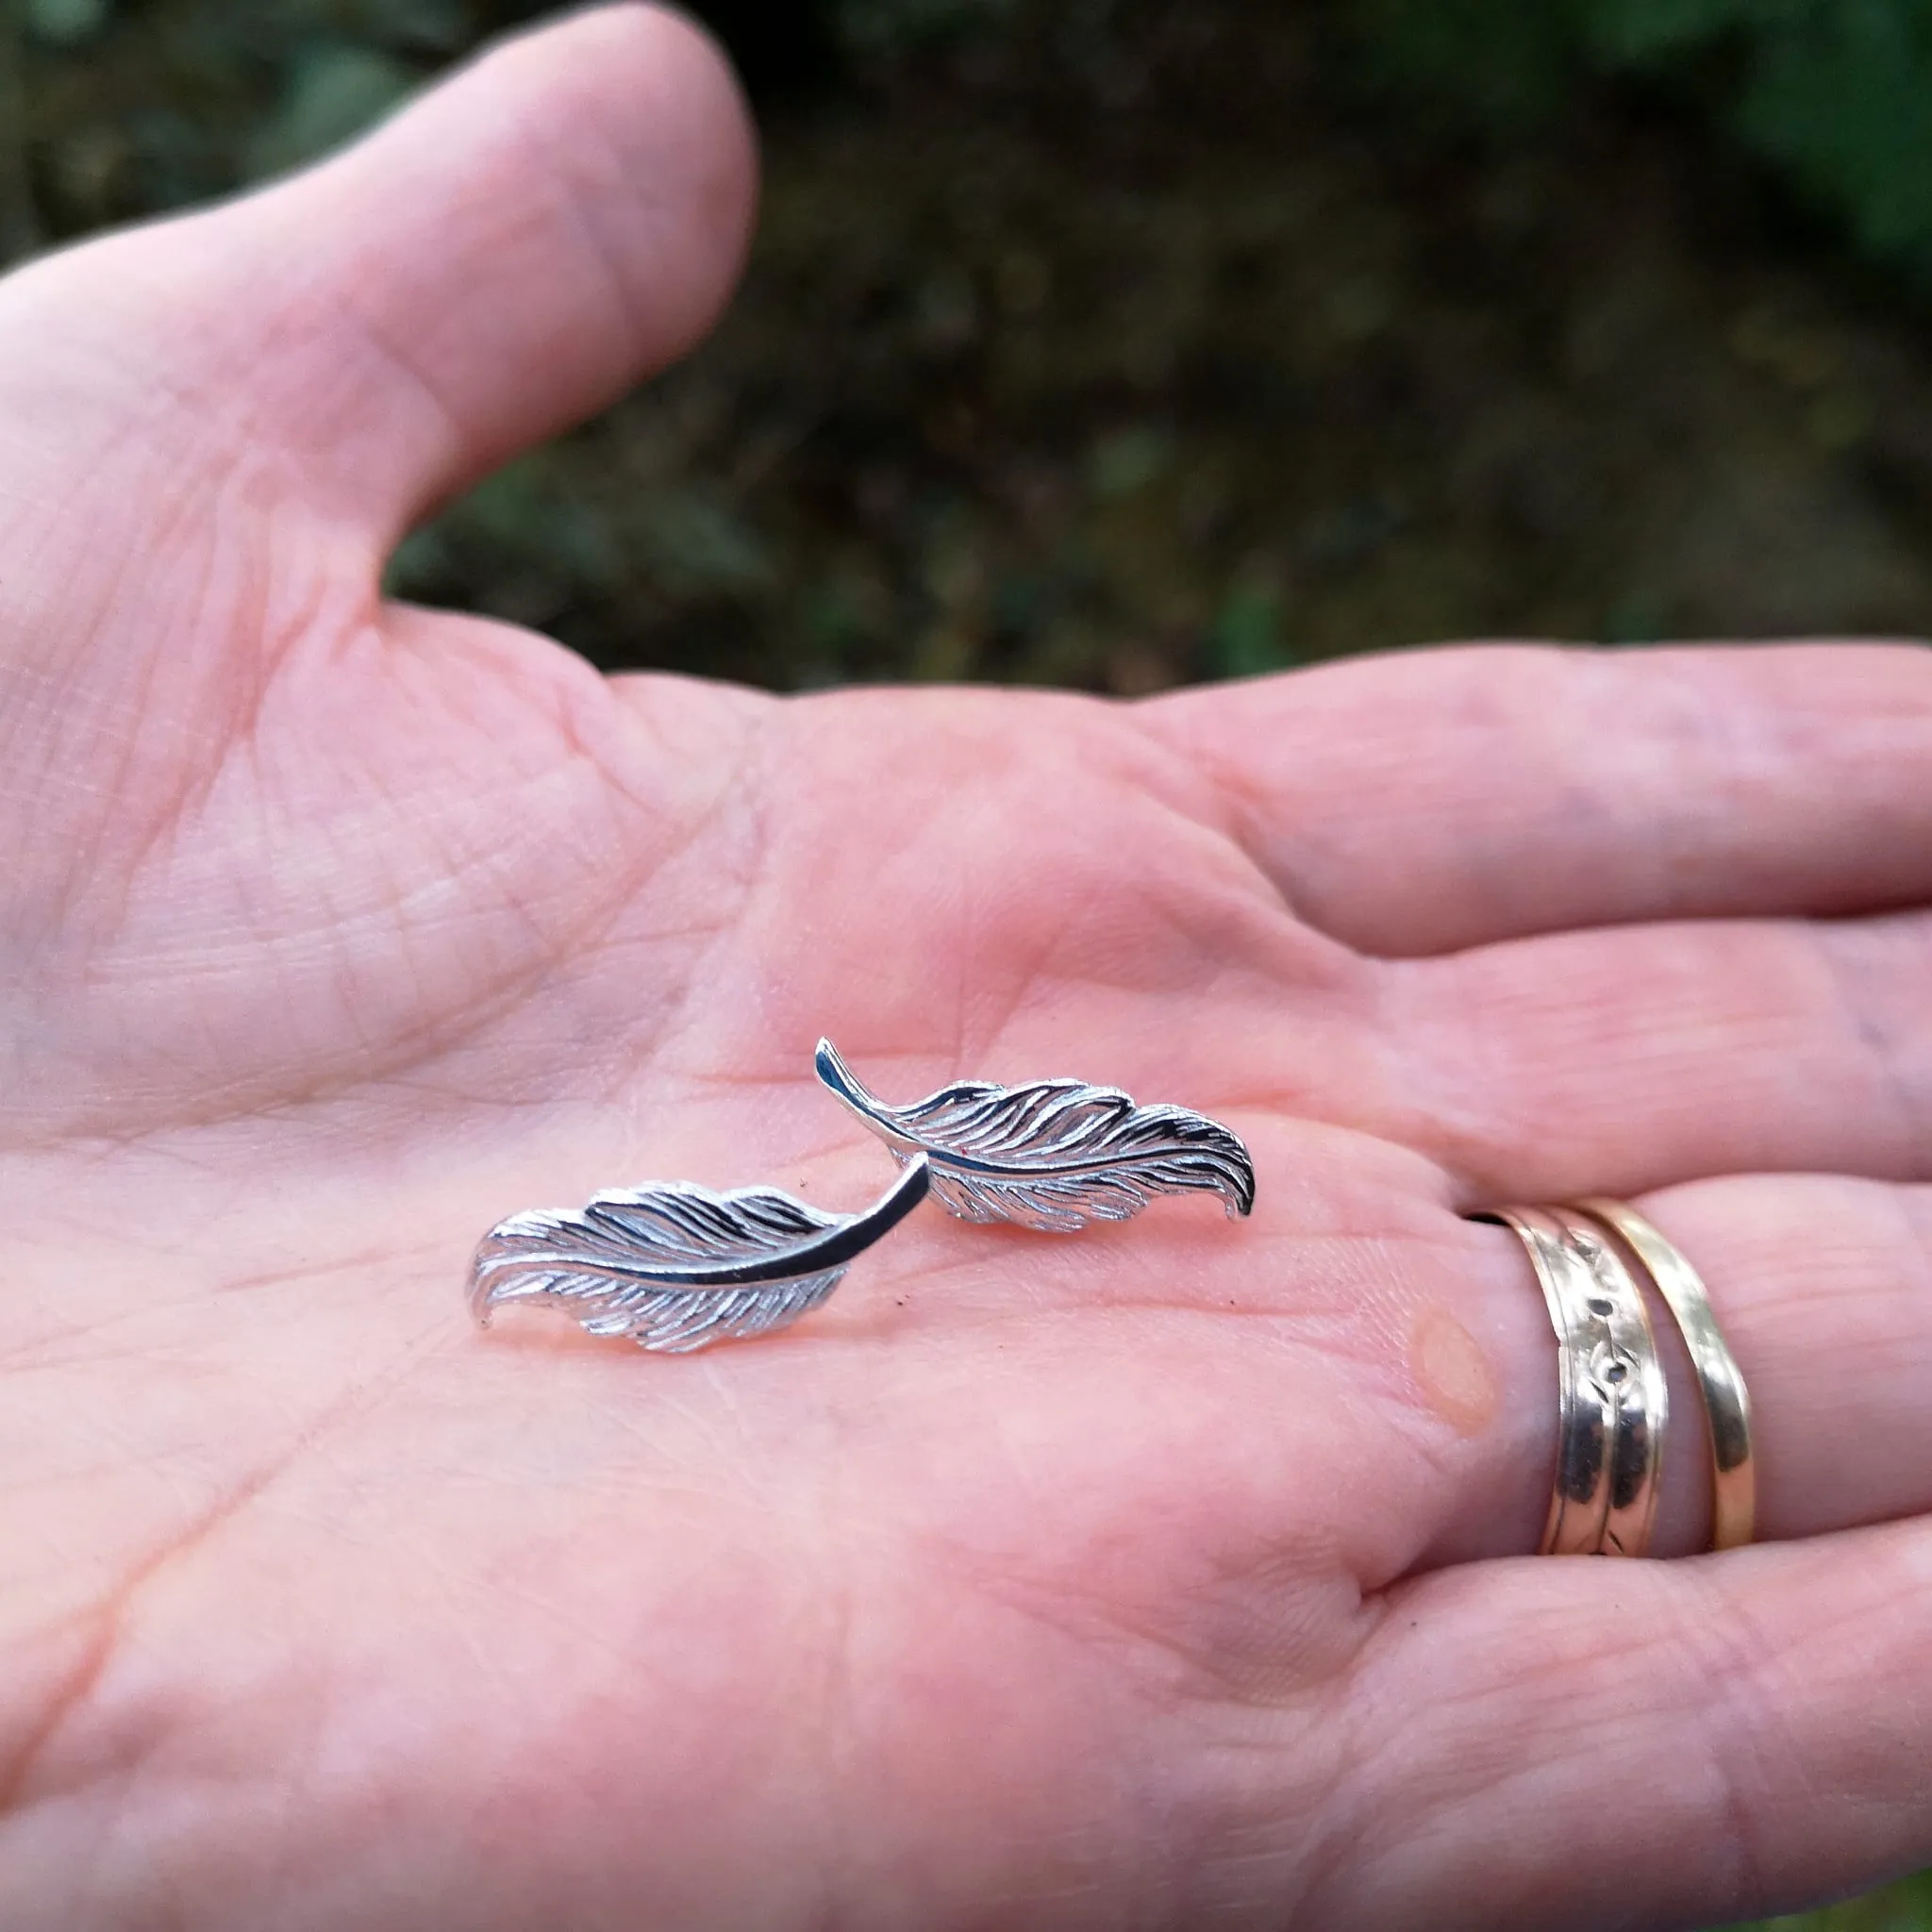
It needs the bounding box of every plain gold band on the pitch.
[1488,1207,1668,1557]
[1575,1199,1757,1551]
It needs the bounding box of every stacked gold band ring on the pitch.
[1490,1207,1669,1557]
[1577,1200,1756,1552]
[1487,1201,1755,1558]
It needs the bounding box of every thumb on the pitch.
[0,3,758,545]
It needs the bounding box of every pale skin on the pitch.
[1,8,1929,1927]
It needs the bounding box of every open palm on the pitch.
[2,10,1930,1928]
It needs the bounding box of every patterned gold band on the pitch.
[1488,1206,1669,1558]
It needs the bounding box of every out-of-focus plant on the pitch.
[1350,0,1932,281]
[1746,1863,1932,1928]
[832,0,1024,56]
[824,0,1932,288]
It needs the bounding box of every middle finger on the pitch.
[1384,906,1932,1201]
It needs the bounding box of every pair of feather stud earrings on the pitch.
[469,1040,1257,1355]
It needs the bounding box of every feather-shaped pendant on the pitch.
[470,1155,930,1353]
[814,1040,1255,1233]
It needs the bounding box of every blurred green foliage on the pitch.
[841,0,1932,296]
[1351,0,1932,278]
[17,0,1932,698]
[833,0,1022,56]
[20,0,1932,283]
[1747,1868,1932,1930]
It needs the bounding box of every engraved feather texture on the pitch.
[815,1040,1255,1233]
[469,1156,930,1353]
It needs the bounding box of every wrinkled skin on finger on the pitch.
[1,9,1930,1930]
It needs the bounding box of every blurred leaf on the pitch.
[641,494,774,598]
[1733,2,1932,267]
[355,0,471,57]
[244,43,417,180]
[382,525,453,601]
[1603,590,1672,642]
[1744,1867,1932,1929]
[835,0,1024,56]
[1344,0,1587,130]
[1583,0,1769,62]
[0,3,38,265]
[1206,581,1291,679]
[24,0,111,50]
[1087,425,1172,500]
[447,460,561,546]
[1350,0,1932,281]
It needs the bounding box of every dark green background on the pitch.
[7,3,1931,1923]
[17,0,1932,697]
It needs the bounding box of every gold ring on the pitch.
[1575,1199,1755,1551]
[1487,1207,1668,1557]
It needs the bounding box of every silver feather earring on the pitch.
[467,1045,1252,1357]
[469,1157,930,1353]
[814,1040,1255,1232]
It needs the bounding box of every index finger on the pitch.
[1139,641,1932,958]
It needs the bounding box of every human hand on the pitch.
[1,8,1929,1926]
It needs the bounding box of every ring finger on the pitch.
[1424,1173,1932,1566]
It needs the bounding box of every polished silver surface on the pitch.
[470,1155,930,1353]
[814,1039,1255,1233]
